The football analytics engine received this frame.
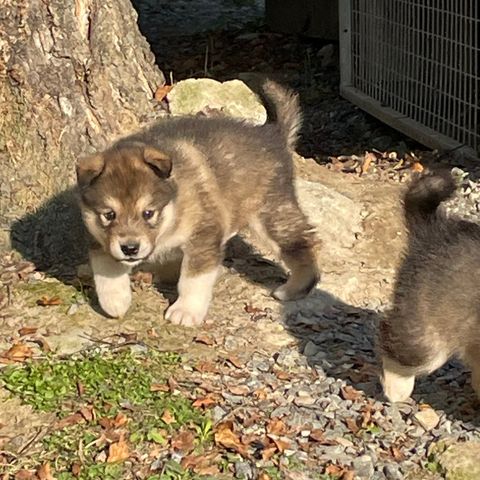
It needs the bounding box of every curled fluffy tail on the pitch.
[404,170,456,226]
[262,80,302,149]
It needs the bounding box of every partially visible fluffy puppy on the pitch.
[76,81,319,325]
[379,170,480,402]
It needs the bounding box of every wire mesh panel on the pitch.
[339,0,480,155]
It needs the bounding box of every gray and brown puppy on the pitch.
[379,170,480,401]
[76,81,319,326]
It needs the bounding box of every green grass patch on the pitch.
[0,349,217,479]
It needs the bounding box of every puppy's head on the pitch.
[77,144,176,266]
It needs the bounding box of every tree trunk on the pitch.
[0,0,165,269]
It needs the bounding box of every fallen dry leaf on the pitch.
[342,469,355,480]
[228,385,250,396]
[14,470,35,480]
[345,417,360,434]
[253,388,268,400]
[226,355,245,369]
[390,445,406,461]
[192,395,218,408]
[18,326,38,336]
[161,409,176,425]
[214,421,249,457]
[146,327,158,337]
[261,445,277,461]
[71,462,81,477]
[270,436,291,453]
[79,406,94,422]
[76,381,85,396]
[99,412,128,430]
[361,151,376,176]
[181,452,221,475]
[1,343,33,362]
[194,361,218,373]
[36,295,62,306]
[273,369,291,380]
[167,376,180,392]
[171,430,195,453]
[154,84,173,102]
[37,462,55,480]
[195,465,220,476]
[107,435,129,463]
[325,464,344,475]
[309,429,325,442]
[150,383,170,393]
[194,334,216,346]
[266,418,288,436]
[411,161,424,172]
[112,413,128,428]
[54,413,85,430]
[258,473,271,480]
[340,385,363,401]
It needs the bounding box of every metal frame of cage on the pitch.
[339,0,480,157]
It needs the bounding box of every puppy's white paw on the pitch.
[381,367,415,403]
[165,300,207,327]
[97,288,132,318]
[272,284,292,301]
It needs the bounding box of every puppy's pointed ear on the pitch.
[76,154,105,188]
[143,147,172,179]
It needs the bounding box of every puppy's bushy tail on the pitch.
[404,170,456,227]
[262,80,302,149]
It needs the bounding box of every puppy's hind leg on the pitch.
[90,249,132,318]
[255,200,319,301]
[381,349,449,402]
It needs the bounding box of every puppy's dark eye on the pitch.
[103,211,116,222]
[143,210,155,220]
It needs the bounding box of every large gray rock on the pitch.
[167,78,267,125]
[295,178,363,249]
[439,442,480,480]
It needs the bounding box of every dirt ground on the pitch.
[0,156,406,449]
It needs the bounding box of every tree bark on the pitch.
[0,0,165,267]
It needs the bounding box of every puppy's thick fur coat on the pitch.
[379,170,480,401]
[77,81,319,325]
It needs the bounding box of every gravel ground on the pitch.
[2,2,480,479]
[127,2,480,478]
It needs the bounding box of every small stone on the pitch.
[383,464,402,480]
[67,303,79,315]
[294,394,316,406]
[211,406,227,423]
[414,408,440,431]
[303,340,321,357]
[235,461,253,479]
[352,455,375,479]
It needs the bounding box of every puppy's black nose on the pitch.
[120,243,140,256]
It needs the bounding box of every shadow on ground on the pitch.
[9,184,480,431]
[283,287,480,428]
[10,188,88,282]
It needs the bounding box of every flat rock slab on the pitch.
[167,78,267,125]
[296,177,363,249]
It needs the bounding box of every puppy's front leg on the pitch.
[90,249,132,318]
[165,241,222,326]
